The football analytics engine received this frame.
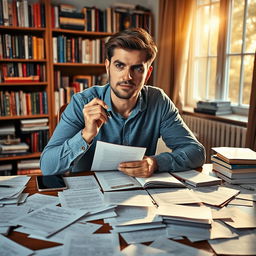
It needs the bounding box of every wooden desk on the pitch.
[6,172,216,254]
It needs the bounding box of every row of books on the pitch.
[0,0,45,28]
[22,129,49,153]
[211,147,256,184]
[0,34,45,60]
[194,100,232,115]
[53,36,107,64]
[0,90,48,116]
[54,73,107,114]
[0,63,46,82]
[51,3,152,33]
[54,71,92,91]
[0,161,42,175]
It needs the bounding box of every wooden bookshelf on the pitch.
[0,0,153,175]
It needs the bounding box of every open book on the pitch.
[95,171,185,191]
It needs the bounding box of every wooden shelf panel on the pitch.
[0,59,47,63]
[0,152,41,161]
[0,82,48,86]
[52,29,112,37]
[54,63,106,76]
[0,114,49,120]
[54,63,105,67]
[0,26,46,32]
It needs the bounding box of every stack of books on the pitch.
[20,118,49,153]
[59,4,85,30]
[211,147,256,184]
[17,158,41,175]
[194,100,231,115]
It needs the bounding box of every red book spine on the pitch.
[22,63,27,77]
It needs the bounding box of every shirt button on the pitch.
[81,146,85,151]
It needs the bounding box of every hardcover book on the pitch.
[212,147,256,165]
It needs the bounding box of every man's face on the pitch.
[105,48,152,100]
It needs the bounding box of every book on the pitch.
[4,76,40,82]
[95,171,185,192]
[211,155,256,171]
[215,172,256,184]
[172,169,222,187]
[17,159,40,169]
[212,147,256,165]
[194,107,232,115]
[0,142,29,151]
[213,162,256,179]
[197,99,231,107]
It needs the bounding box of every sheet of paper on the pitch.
[61,233,121,256]
[79,206,117,222]
[151,237,214,256]
[192,186,239,206]
[12,205,88,238]
[208,233,256,255]
[58,188,110,212]
[22,193,59,211]
[105,205,159,225]
[91,141,146,171]
[120,227,168,244]
[29,222,101,244]
[121,244,170,256]
[34,245,63,256]
[112,223,165,233]
[0,205,30,226]
[223,207,256,228]
[95,171,141,191]
[63,176,100,190]
[147,188,201,205]
[104,190,156,207]
[0,234,34,256]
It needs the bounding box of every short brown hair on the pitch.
[105,28,157,65]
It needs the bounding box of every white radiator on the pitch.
[182,114,247,162]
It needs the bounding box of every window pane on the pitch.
[197,6,210,56]
[194,58,207,99]
[245,0,256,53]
[242,54,254,104]
[229,0,244,53]
[208,57,217,98]
[209,3,220,56]
[197,0,210,5]
[227,56,241,103]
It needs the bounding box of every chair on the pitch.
[57,103,68,122]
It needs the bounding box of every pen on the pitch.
[0,185,12,188]
[104,108,111,118]
[111,184,134,189]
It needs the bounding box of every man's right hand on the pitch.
[81,98,109,144]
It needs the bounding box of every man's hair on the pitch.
[105,28,157,65]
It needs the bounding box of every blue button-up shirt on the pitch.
[40,84,205,175]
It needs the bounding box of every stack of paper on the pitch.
[156,204,212,228]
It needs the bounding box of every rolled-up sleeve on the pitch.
[40,94,89,175]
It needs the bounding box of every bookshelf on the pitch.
[0,0,154,175]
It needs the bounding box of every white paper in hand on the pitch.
[91,141,146,171]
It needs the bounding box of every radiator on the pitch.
[182,114,247,163]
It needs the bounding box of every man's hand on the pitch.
[118,156,158,178]
[82,98,109,144]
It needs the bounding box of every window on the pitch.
[186,0,256,114]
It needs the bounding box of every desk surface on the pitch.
[5,171,253,255]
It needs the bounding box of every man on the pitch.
[40,28,205,177]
